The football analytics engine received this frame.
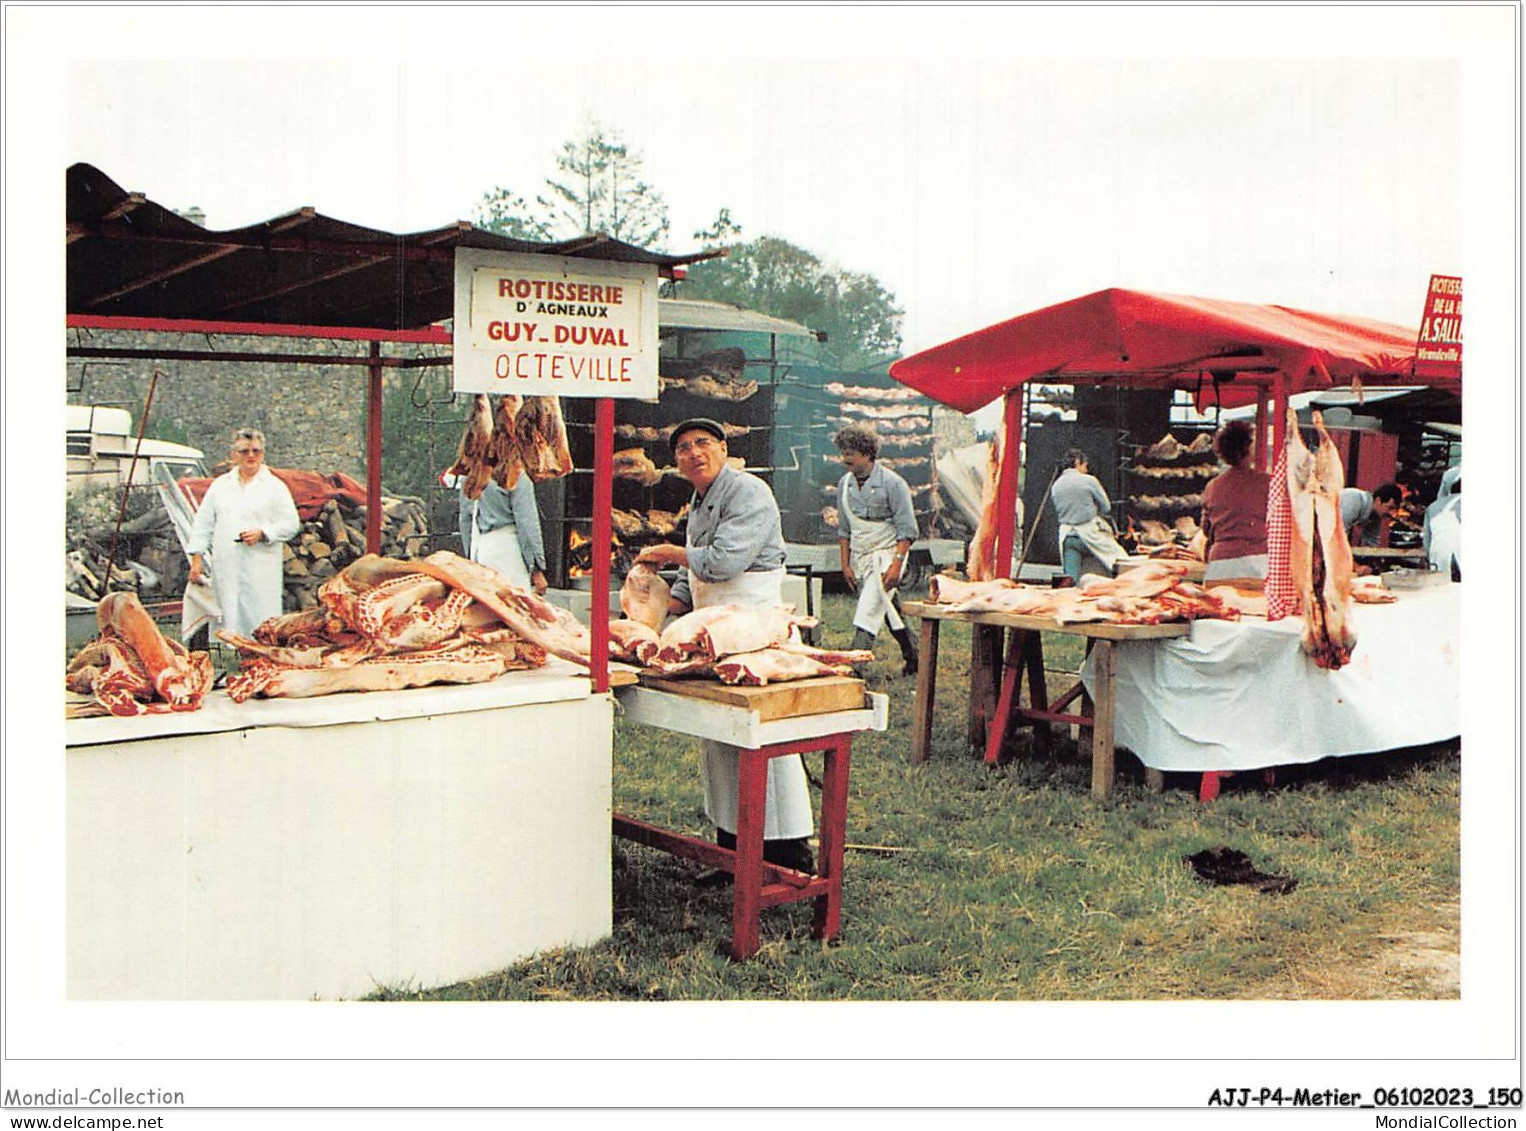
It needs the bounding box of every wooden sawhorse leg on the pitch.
[613,733,854,961]
[967,623,1004,755]
[731,735,853,960]
[984,629,1052,764]
[909,617,940,764]
[1088,639,1116,800]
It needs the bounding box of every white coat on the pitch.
[186,467,300,637]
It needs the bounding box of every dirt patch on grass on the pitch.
[1358,901,1460,998]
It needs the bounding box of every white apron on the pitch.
[468,502,531,590]
[845,502,906,635]
[1057,515,1129,573]
[691,566,814,839]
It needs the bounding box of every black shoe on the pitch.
[764,837,815,874]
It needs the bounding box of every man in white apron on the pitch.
[834,423,920,675]
[635,418,814,873]
[1052,448,1128,583]
[186,427,301,637]
[450,473,548,594]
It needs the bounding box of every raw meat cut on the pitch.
[489,394,526,491]
[620,562,671,631]
[217,551,571,701]
[1285,410,1357,669]
[608,619,661,662]
[409,551,593,665]
[66,591,214,715]
[927,574,1018,604]
[228,643,512,701]
[965,436,1004,582]
[449,394,499,500]
[713,649,855,686]
[776,641,875,664]
[654,604,815,665]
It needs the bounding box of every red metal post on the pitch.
[1271,371,1290,464]
[1254,385,1269,472]
[994,389,1024,579]
[366,342,383,554]
[590,397,614,693]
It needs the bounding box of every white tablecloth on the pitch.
[1083,585,1459,772]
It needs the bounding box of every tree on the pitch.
[473,187,552,242]
[680,217,904,370]
[475,122,670,249]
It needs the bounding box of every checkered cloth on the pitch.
[1264,440,1298,621]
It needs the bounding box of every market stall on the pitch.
[887,287,1461,792]
[64,164,713,996]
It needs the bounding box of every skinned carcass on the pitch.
[713,649,856,686]
[515,395,574,482]
[1285,410,1358,669]
[67,591,214,715]
[449,394,498,500]
[218,551,570,700]
[653,604,817,667]
[228,643,516,702]
[965,436,1004,582]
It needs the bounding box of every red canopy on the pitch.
[889,288,1441,412]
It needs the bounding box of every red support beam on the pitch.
[366,343,384,554]
[1254,385,1270,472]
[590,398,614,694]
[67,313,452,345]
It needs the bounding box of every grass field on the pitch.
[377,593,1460,1002]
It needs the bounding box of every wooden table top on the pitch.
[1352,546,1427,560]
[901,600,1194,640]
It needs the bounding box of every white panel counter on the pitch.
[66,660,612,1000]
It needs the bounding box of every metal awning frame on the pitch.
[66,317,621,692]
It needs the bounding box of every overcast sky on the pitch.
[54,9,1483,355]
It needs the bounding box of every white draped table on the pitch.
[67,661,613,1000]
[1083,584,1460,775]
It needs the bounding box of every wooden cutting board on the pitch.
[636,674,866,721]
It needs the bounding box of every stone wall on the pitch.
[67,328,397,478]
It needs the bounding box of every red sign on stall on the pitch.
[1414,274,1462,381]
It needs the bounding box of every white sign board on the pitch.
[452,248,659,398]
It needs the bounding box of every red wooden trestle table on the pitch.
[612,685,887,960]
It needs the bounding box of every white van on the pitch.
[66,405,206,493]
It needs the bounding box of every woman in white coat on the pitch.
[186,428,301,637]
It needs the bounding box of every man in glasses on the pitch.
[635,418,814,874]
[186,427,300,637]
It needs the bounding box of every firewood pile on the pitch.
[282,495,430,610]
